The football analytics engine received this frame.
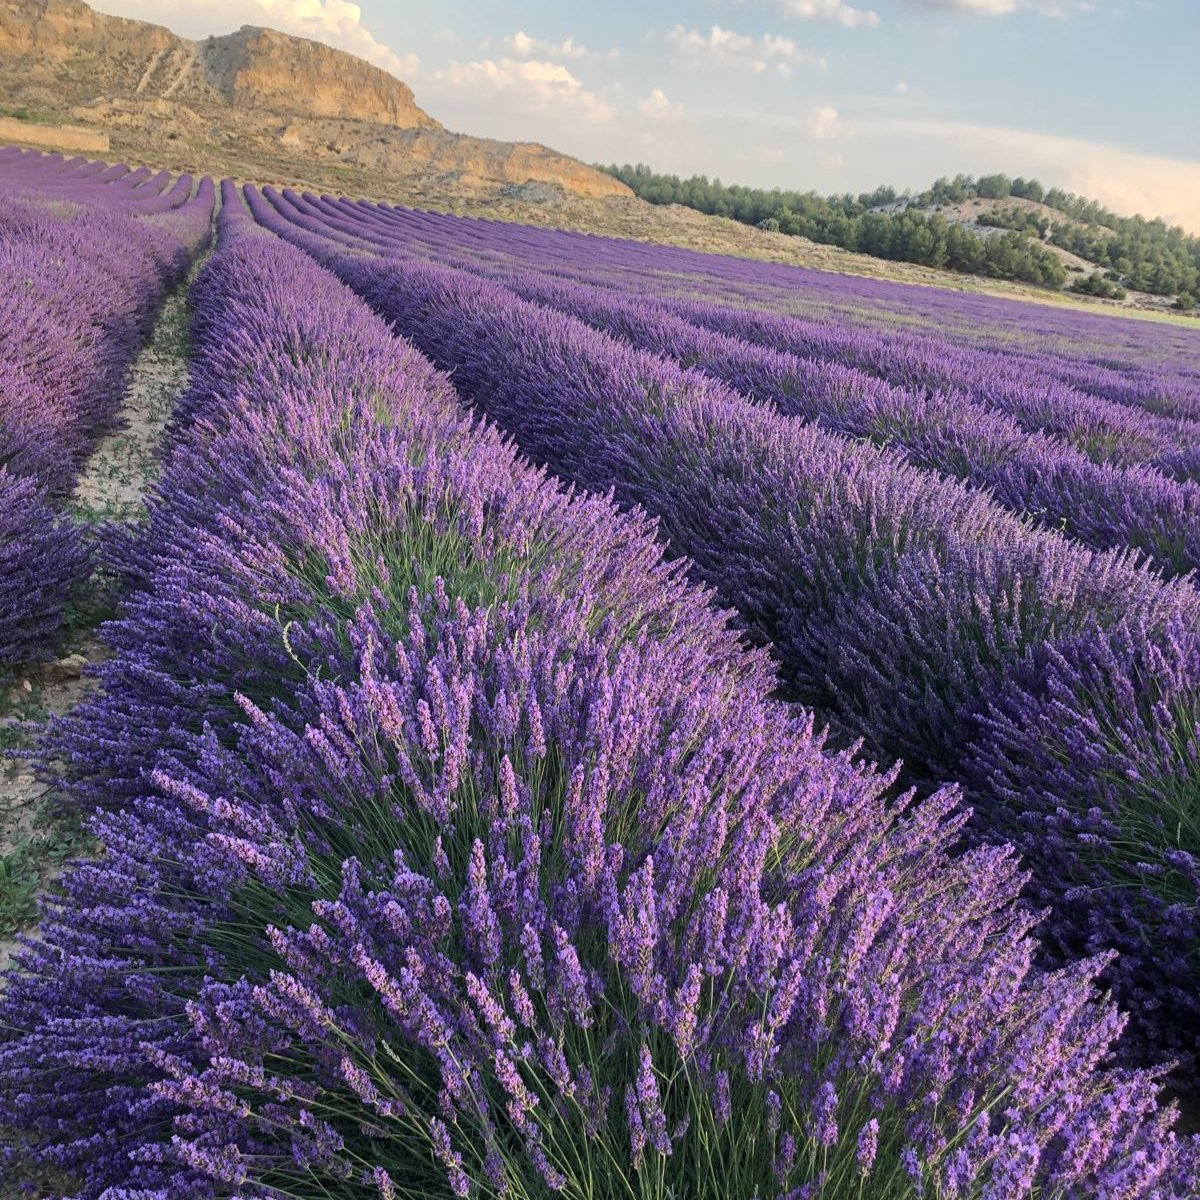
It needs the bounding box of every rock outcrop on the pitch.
[0,0,630,200]
[0,1,437,128]
[208,25,439,130]
[0,0,174,70]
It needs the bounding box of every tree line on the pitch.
[602,164,1065,288]
[602,164,1198,299]
[920,174,1199,298]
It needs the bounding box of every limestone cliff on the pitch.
[209,26,438,129]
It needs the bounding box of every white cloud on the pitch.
[906,0,1018,11]
[895,80,910,94]
[637,88,683,122]
[899,0,1089,15]
[256,0,417,74]
[428,57,615,125]
[876,118,1200,233]
[667,24,817,76]
[502,30,616,60]
[92,0,417,77]
[777,0,881,28]
[808,104,846,139]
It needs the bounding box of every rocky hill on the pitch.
[874,195,1100,280]
[0,0,628,200]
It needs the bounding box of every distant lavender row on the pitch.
[505,272,1200,576]
[0,150,214,488]
[3,183,1195,1200]
[354,195,1200,417]
[315,194,1200,471]
[0,150,213,666]
[253,186,1200,1084]
[658,294,1200,474]
[0,146,196,214]
[268,189,1200,579]
[0,188,213,489]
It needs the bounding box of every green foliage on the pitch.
[0,801,89,936]
[0,104,53,125]
[601,162,1199,298]
[1068,271,1127,301]
[975,173,1012,200]
[923,174,1046,206]
[976,207,1051,239]
[921,174,1200,297]
[0,684,94,938]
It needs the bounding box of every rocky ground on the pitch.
[0,643,100,971]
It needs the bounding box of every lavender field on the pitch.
[2,151,1199,1200]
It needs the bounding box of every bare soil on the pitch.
[73,274,193,522]
[0,641,104,972]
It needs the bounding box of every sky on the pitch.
[95,0,1200,232]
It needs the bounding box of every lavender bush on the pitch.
[967,615,1200,1072]
[250,187,1200,1083]
[656,296,1200,478]
[256,189,1200,577]
[0,468,91,668]
[0,151,213,665]
[0,160,214,491]
[2,197,1195,1199]
[488,270,1200,578]
[333,191,1200,429]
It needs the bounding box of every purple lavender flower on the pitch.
[257,187,1200,1081]
[0,175,1196,1200]
[857,1118,879,1175]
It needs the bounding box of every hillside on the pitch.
[883,196,1096,271]
[605,163,1200,314]
[879,194,1141,296]
[910,174,1200,304]
[0,0,628,200]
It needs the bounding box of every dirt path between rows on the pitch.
[0,255,203,972]
[73,274,193,523]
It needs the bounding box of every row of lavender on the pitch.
[0,146,198,214]
[271,189,1200,580]
[2,182,1196,1200]
[352,200,1200,423]
[0,149,214,667]
[343,196,1200,432]
[248,184,1200,1086]
[340,195,1200,451]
